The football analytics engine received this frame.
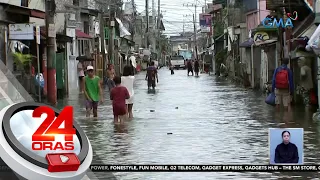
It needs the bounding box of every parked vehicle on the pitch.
[170,55,186,69]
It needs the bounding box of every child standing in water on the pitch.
[84,66,103,117]
[110,76,130,123]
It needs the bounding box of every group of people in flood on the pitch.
[78,60,158,123]
[169,59,200,77]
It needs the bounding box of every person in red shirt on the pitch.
[110,76,130,123]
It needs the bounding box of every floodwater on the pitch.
[60,69,320,179]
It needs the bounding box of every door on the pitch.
[260,49,268,90]
[56,53,65,90]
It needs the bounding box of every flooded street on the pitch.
[60,68,320,179]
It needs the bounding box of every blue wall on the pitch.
[269,128,304,164]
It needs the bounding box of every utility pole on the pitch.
[45,0,57,105]
[108,9,115,66]
[183,3,199,61]
[99,12,106,79]
[145,0,149,48]
[152,0,156,53]
[157,0,160,62]
[203,3,207,73]
[183,18,185,34]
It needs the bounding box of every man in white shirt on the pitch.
[77,60,85,93]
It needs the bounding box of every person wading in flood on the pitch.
[272,58,294,111]
[84,66,103,117]
[105,64,116,91]
[187,59,193,76]
[169,61,174,75]
[77,59,85,93]
[110,76,130,123]
[146,61,158,90]
[194,60,200,77]
[121,65,135,119]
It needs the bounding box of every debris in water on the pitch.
[150,110,155,112]
[167,133,173,135]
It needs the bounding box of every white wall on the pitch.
[29,0,45,11]
[66,28,78,91]
[3,0,45,11]
[2,0,20,6]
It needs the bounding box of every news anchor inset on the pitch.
[269,128,304,164]
[0,102,93,180]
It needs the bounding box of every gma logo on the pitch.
[262,18,294,28]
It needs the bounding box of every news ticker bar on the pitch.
[0,165,319,172]
[89,165,320,172]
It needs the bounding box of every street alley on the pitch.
[61,69,320,180]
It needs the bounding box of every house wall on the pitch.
[247,12,258,32]
[246,0,270,32]
[253,47,261,88]
[259,0,270,22]
[55,0,78,93]
[29,0,45,11]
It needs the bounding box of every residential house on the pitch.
[239,0,272,89]
[208,3,225,75]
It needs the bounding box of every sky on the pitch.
[131,0,208,37]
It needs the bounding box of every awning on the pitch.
[300,24,318,38]
[39,27,73,42]
[239,38,254,48]
[76,56,94,61]
[76,30,92,39]
[0,2,45,19]
[254,39,277,46]
[115,18,131,37]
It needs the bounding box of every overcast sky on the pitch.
[132,0,208,37]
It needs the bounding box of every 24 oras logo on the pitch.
[0,102,92,180]
[32,106,75,151]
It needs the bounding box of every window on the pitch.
[21,0,28,7]
[83,21,89,34]
[78,40,90,56]
[73,0,79,6]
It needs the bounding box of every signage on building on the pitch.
[199,13,211,33]
[36,26,40,44]
[9,23,34,40]
[262,11,298,28]
[66,28,75,38]
[66,13,77,28]
[254,32,270,43]
[95,21,99,35]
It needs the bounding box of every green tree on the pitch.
[12,52,33,74]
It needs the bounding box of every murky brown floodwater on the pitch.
[56,69,320,180]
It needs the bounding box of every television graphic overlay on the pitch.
[0,102,93,180]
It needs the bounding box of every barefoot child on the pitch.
[110,76,130,123]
